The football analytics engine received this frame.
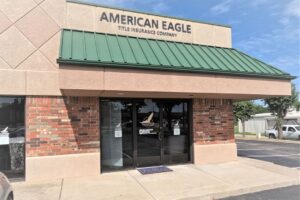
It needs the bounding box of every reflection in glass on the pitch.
[136,99,161,166]
[100,100,133,171]
[0,97,25,179]
[163,101,189,163]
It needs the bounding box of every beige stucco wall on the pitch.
[60,65,292,99]
[26,152,100,182]
[0,0,231,96]
[194,143,237,165]
[0,0,291,99]
[65,1,232,47]
[0,0,65,96]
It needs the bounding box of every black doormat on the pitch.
[137,165,173,175]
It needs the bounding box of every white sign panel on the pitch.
[0,127,9,145]
[0,136,9,145]
[174,127,180,136]
[114,125,122,138]
[114,130,122,138]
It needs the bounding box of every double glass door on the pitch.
[101,99,190,172]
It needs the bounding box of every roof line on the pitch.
[58,29,296,80]
[235,49,288,75]
[66,0,231,28]
[61,28,232,49]
[57,58,296,80]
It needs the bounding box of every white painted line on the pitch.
[236,142,261,145]
[238,149,265,151]
[247,153,300,158]
[292,167,300,169]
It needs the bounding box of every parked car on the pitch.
[266,125,300,139]
[0,172,13,200]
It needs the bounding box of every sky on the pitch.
[82,0,300,90]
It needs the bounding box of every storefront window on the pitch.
[100,99,190,171]
[0,97,25,179]
[136,99,161,166]
[100,100,133,171]
[163,101,189,163]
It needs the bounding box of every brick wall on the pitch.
[26,97,100,157]
[193,99,234,144]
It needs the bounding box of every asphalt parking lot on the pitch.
[236,139,300,168]
[221,185,300,200]
[220,139,300,200]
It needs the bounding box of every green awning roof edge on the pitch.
[57,29,295,80]
[57,58,295,80]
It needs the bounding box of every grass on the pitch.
[234,125,256,135]
[235,132,256,135]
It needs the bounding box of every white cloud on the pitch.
[251,0,270,7]
[269,56,300,73]
[228,19,241,25]
[269,55,300,90]
[151,2,169,13]
[210,0,232,15]
[90,0,171,13]
[279,17,291,26]
[91,0,135,6]
[237,26,299,53]
[284,0,300,18]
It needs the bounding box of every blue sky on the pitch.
[83,0,300,90]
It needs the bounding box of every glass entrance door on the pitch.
[136,99,162,166]
[100,99,190,172]
[162,101,189,164]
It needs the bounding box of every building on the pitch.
[0,0,294,181]
[238,111,300,134]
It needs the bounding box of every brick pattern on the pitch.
[26,96,100,157]
[193,99,234,144]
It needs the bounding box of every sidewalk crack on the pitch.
[58,179,64,200]
[127,171,157,200]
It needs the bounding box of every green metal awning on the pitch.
[58,29,294,80]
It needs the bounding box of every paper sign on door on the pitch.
[114,130,122,138]
[114,124,122,138]
[0,127,9,145]
[174,127,180,135]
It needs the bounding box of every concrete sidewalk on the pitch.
[12,157,300,200]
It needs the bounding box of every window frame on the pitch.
[0,96,26,181]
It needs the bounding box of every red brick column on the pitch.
[193,99,234,145]
[26,96,100,157]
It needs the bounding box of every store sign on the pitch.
[139,129,157,135]
[100,12,192,38]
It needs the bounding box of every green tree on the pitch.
[264,84,298,139]
[253,103,269,114]
[294,101,300,111]
[292,86,300,111]
[233,101,255,137]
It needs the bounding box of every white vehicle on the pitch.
[0,172,13,200]
[266,125,300,139]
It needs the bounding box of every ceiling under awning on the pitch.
[57,29,294,80]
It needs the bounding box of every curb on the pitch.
[235,136,300,144]
[181,179,299,200]
[182,157,300,200]
[213,180,299,199]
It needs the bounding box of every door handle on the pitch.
[158,132,162,141]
